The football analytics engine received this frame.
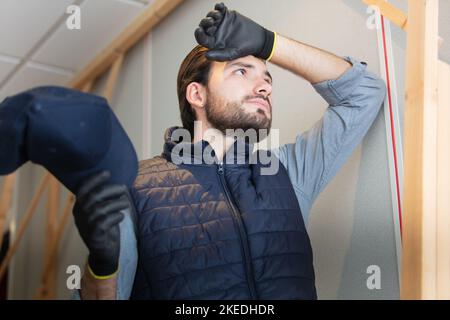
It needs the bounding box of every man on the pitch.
[75,3,386,299]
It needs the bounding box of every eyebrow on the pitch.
[225,61,273,83]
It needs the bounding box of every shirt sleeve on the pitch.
[272,56,387,225]
[116,207,138,299]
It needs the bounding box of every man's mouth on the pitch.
[246,98,270,114]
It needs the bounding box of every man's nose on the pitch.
[253,78,272,98]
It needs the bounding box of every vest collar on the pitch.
[162,126,255,165]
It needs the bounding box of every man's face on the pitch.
[204,55,273,137]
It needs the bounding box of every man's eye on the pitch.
[235,69,246,75]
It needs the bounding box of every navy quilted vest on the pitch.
[130,127,316,299]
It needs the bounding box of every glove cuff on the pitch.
[88,255,118,279]
[259,29,276,60]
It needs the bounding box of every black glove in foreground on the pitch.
[73,171,130,277]
[195,2,276,61]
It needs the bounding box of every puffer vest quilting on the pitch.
[129,127,317,300]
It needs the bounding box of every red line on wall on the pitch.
[381,15,403,238]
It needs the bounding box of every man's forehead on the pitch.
[224,55,266,68]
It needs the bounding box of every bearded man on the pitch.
[74,3,386,300]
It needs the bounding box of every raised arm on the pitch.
[270,34,351,84]
[273,57,386,223]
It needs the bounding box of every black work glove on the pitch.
[73,171,130,278]
[194,2,276,61]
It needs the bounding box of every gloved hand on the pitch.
[73,170,130,278]
[194,2,276,61]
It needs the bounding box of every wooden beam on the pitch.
[38,175,60,299]
[437,59,450,299]
[68,0,184,89]
[81,81,94,93]
[401,0,439,300]
[0,174,16,249]
[103,54,124,103]
[43,195,74,280]
[362,0,443,48]
[0,173,50,281]
[362,0,407,29]
[35,193,75,299]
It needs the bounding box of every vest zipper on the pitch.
[217,162,258,299]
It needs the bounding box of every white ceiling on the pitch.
[0,0,153,100]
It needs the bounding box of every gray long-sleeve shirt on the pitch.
[74,55,387,299]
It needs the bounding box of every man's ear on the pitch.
[186,82,207,110]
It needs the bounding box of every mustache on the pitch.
[243,95,271,109]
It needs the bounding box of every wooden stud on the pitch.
[0,174,16,249]
[401,0,439,300]
[35,193,75,299]
[43,194,74,280]
[0,173,50,281]
[437,59,450,299]
[103,54,124,103]
[37,175,60,299]
[362,0,408,29]
[362,0,443,48]
[81,81,94,93]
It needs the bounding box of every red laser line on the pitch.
[381,15,403,239]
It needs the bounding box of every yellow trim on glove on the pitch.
[267,32,277,62]
[87,264,118,280]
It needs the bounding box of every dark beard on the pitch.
[204,90,272,142]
